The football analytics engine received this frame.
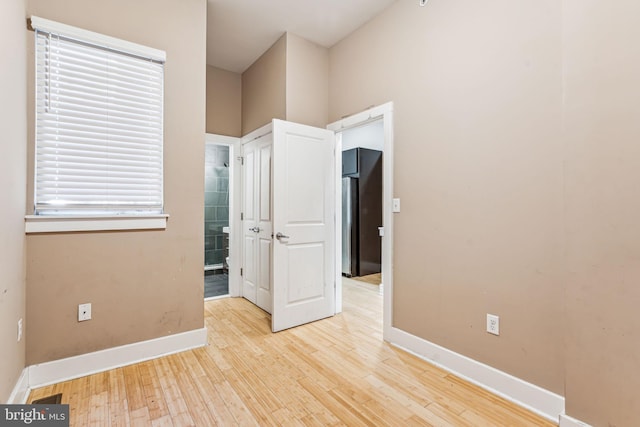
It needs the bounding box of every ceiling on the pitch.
[206,0,398,73]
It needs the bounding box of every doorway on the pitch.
[204,142,230,298]
[328,102,394,339]
[204,134,241,300]
[340,119,384,287]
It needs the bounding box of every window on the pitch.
[30,17,165,224]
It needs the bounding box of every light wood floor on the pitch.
[28,280,555,426]
[351,273,382,286]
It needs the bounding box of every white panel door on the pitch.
[242,134,273,313]
[272,119,336,332]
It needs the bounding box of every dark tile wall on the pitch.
[204,144,229,267]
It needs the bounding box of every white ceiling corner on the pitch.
[206,0,398,73]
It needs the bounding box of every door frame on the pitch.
[205,133,241,297]
[327,102,394,340]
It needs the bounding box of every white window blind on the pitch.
[33,17,165,215]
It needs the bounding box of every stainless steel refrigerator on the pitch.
[341,148,382,277]
[342,177,358,277]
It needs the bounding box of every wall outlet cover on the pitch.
[78,303,92,322]
[487,314,500,335]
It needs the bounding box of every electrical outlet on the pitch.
[17,318,23,342]
[78,303,92,322]
[487,314,500,335]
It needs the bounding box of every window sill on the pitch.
[24,214,169,234]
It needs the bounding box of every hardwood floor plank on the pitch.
[223,369,283,426]
[361,373,465,426]
[71,375,91,427]
[153,356,195,426]
[123,365,146,412]
[202,340,233,371]
[297,377,372,427]
[299,411,341,427]
[213,380,259,426]
[107,368,130,427]
[270,407,304,426]
[374,359,469,415]
[128,406,151,426]
[87,391,110,426]
[150,415,174,427]
[137,361,170,421]
[166,353,218,426]
[189,374,238,426]
[405,414,436,427]
[191,347,225,384]
[26,280,556,427]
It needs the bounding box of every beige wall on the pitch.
[206,65,242,137]
[25,0,206,364]
[285,33,329,128]
[0,0,27,402]
[563,1,640,425]
[330,0,565,394]
[240,32,328,134]
[242,34,286,135]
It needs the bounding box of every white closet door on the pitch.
[241,134,273,313]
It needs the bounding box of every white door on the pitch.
[241,134,273,313]
[271,119,336,332]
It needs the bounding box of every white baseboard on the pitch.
[28,327,207,388]
[6,368,30,404]
[387,326,565,423]
[560,413,592,427]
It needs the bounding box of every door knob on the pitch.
[275,232,289,240]
[249,226,261,233]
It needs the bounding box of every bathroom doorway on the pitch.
[204,141,231,299]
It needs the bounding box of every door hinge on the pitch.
[240,268,243,277]
[237,156,244,165]
[240,212,244,220]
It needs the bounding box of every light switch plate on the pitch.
[392,198,401,213]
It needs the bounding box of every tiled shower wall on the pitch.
[204,144,229,267]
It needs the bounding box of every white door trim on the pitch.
[242,123,274,143]
[327,102,394,340]
[205,133,241,297]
